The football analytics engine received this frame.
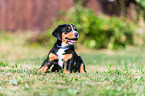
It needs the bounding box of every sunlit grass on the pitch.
[0,32,145,96]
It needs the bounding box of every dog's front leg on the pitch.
[37,59,52,73]
[63,54,74,74]
[74,56,86,73]
[38,53,58,73]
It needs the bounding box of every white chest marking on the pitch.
[56,49,66,68]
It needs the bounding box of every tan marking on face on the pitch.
[66,31,74,39]
[80,64,85,73]
[49,53,58,61]
[62,32,74,44]
[37,65,48,73]
[68,26,71,29]
[63,54,72,61]
[62,33,67,44]
[63,65,70,74]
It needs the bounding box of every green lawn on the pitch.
[0,32,145,96]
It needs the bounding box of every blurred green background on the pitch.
[1,1,145,95]
[0,0,145,50]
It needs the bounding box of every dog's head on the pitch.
[52,24,79,45]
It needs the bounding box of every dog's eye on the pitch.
[74,27,77,31]
[66,28,70,32]
[68,26,71,29]
[66,27,71,33]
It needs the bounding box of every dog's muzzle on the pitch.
[66,37,78,44]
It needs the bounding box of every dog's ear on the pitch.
[52,25,62,40]
[52,25,66,40]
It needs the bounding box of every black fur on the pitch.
[38,24,86,73]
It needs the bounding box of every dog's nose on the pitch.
[74,32,79,37]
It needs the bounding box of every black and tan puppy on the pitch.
[38,24,86,74]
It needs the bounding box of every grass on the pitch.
[0,32,145,96]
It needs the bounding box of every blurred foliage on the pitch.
[73,0,87,5]
[0,60,8,67]
[27,29,56,48]
[139,0,145,6]
[137,0,145,21]
[28,5,144,49]
[57,6,138,49]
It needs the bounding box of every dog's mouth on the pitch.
[65,37,78,44]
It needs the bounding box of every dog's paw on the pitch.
[80,64,85,74]
[63,70,70,74]
[37,65,48,73]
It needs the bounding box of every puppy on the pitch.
[38,24,86,74]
